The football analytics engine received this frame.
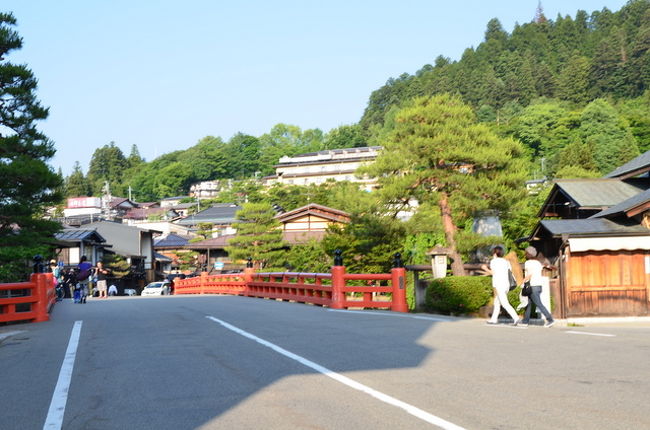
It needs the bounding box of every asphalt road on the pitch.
[1,295,649,430]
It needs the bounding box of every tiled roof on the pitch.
[154,233,191,248]
[538,219,650,237]
[175,204,241,226]
[590,188,650,219]
[54,229,106,243]
[275,203,350,224]
[605,150,650,179]
[555,179,647,207]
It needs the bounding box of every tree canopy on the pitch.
[0,13,61,281]
[362,94,529,275]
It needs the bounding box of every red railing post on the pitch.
[390,266,408,313]
[243,267,255,296]
[33,273,50,322]
[200,271,207,294]
[331,265,345,309]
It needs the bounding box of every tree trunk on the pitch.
[439,192,466,276]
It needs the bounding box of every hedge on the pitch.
[425,276,523,315]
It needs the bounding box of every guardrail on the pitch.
[173,253,408,313]
[0,272,56,324]
[174,250,408,312]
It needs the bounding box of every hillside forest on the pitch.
[61,1,650,273]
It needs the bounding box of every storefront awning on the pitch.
[569,236,650,252]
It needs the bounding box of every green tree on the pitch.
[224,133,261,179]
[579,99,640,173]
[557,53,591,104]
[126,144,144,169]
[323,124,367,149]
[0,13,62,281]
[65,161,91,197]
[258,124,325,175]
[191,222,214,242]
[361,94,529,276]
[226,202,288,269]
[321,213,406,274]
[87,141,128,195]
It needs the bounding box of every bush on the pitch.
[425,276,493,315]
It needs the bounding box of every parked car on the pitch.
[141,281,171,296]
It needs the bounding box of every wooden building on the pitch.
[275,203,351,244]
[529,150,650,317]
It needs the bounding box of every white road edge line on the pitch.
[566,330,615,337]
[327,309,454,322]
[206,316,465,430]
[43,320,83,430]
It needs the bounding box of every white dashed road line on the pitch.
[206,315,465,430]
[566,330,615,337]
[43,320,83,430]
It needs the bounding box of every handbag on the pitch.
[507,269,517,291]
[522,281,532,297]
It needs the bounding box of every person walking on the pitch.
[520,247,555,327]
[481,245,520,325]
[76,256,92,304]
[95,261,110,298]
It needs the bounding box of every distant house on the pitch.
[263,146,380,191]
[160,196,187,208]
[123,206,179,223]
[86,221,159,282]
[189,180,229,199]
[175,203,241,236]
[528,150,650,317]
[169,202,196,217]
[153,233,192,273]
[128,220,193,237]
[184,235,235,272]
[538,178,650,219]
[54,228,108,266]
[275,203,350,244]
[62,197,103,224]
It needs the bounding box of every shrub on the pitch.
[425,276,493,315]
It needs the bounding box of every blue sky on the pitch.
[4,0,629,176]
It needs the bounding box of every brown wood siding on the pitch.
[566,250,648,316]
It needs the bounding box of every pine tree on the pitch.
[362,94,529,276]
[225,203,288,270]
[87,141,127,195]
[0,13,62,281]
[65,161,91,197]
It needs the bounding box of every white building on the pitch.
[63,197,102,218]
[263,146,381,191]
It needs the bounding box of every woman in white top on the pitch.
[521,246,555,327]
[481,245,520,325]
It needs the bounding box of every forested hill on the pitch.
[360,1,650,130]
[66,1,650,202]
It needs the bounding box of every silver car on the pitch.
[141,281,171,296]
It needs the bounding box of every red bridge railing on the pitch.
[174,265,408,312]
[0,272,56,324]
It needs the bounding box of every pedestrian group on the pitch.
[481,245,555,327]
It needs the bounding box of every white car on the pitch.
[141,281,171,296]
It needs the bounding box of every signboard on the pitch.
[67,197,101,209]
[213,261,225,270]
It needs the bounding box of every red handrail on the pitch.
[173,266,408,312]
[0,273,55,324]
